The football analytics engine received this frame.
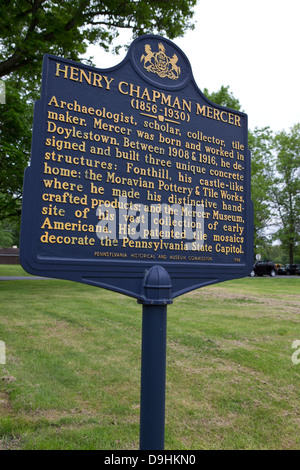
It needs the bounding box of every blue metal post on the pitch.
[138,266,173,450]
[140,303,167,450]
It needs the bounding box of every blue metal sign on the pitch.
[20,34,253,299]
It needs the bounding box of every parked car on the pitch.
[277,264,300,275]
[250,260,277,277]
[277,265,287,275]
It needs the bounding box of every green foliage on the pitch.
[0,0,197,221]
[0,222,13,248]
[0,78,32,221]
[0,0,197,80]
[203,85,242,112]
[205,84,299,262]
[204,87,275,252]
[271,124,300,263]
[0,217,20,248]
[254,242,287,264]
[248,127,274,249]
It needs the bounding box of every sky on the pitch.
[86,0,300,133]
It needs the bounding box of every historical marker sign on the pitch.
[20,35,253,299]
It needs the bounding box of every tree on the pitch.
[0,78,32,221]
[0,0,197,221]
[271,123,300,264]
[0,217,20,248]
[248,127,274,251]
[203,85,242,112]
[0,0,197,80]
[204,86,274,254]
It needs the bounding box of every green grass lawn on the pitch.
[0,265,299,450]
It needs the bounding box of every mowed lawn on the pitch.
[0,265,299,450]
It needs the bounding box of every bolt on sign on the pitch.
[20,35,253,299]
